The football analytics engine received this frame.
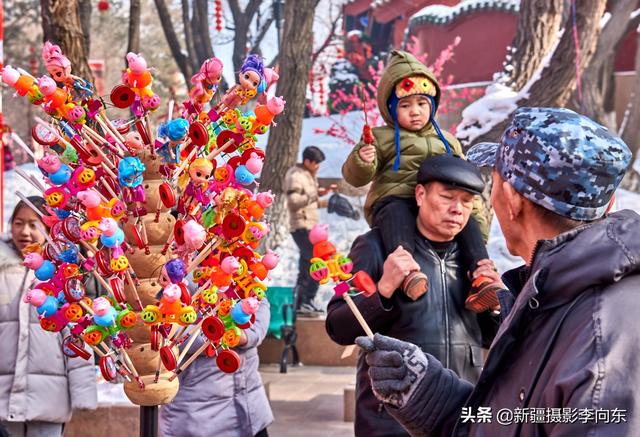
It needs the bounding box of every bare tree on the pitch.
[154,0,228,90]
[40,0,94,82]
[567,0,640,130]
[502,0,563,91]
[470,0,607,144]
[127,0,141,55]
[260,0,317,250]
[619,28,640,192]
[77,0,91,56]
[228,0,275,72]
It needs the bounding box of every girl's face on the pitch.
[11,207,46,254]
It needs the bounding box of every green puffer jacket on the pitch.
[342,50,488,239]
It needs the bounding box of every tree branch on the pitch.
[154,0,192,88]
[127,0,141,56]
[311,13,340,66]
[253,16,274,50]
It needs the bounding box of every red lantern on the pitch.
[97,0,109,12]
[214,0,223,32]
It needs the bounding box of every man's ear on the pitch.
[502,181,523,221]
[415,184,426,207]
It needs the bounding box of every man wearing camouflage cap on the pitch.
[356,107,640,436]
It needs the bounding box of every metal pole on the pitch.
[140,405,158,437]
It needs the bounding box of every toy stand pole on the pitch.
[140,405,158,437]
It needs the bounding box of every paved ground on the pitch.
[260,364,356,437]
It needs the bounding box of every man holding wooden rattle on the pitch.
[326,154,501,436]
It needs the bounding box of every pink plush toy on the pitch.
[24,287,47,306]
[244,152,264,174]
[183,220,207,251]
[98,217,118,237]
[38,154,62,174]
[309,223,329,245]
[2,66,19,86]
[23,252,44,270]
[189,57,223,106]
[255,191,274,209]
[220,256,240,274]
[261,250,280,270]
[162,284,181,303]
[42,41,72,82]
[78,189,101,208]
[92,297,111,316]
[241,296,259,314]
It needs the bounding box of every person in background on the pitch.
[285,146,329,315]
[0,196,97,437]
[159,296,273,437]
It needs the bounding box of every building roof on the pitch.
[410,0,520,28]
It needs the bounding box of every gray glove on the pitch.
[356,333,428,408]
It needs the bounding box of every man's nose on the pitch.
[449,200,463,214]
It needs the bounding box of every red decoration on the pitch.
[97,0,109,12]
[214,0,223,32]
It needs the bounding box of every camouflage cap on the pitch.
[466,107,631,221]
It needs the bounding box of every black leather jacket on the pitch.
[326,228,499,437]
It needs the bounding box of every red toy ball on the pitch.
[100,355,117,381]
[160,345,177,371]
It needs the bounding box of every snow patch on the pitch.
[457,29,564,144]
[411,0,520,23]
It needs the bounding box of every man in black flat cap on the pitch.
[325,154,501,437]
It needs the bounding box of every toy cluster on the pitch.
[3,43,283,405]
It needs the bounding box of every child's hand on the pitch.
[358,144,376,163]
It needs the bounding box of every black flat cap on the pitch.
[417,155,485,195]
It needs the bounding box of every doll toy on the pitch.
[216,54,266,114]
[178,158,215,217]
[184,57,224,117]
[117,156,147,217]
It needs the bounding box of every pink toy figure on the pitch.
[78,189,112,221]
[244,152,264,174]
[92,297,112,316]
[309,223,329,245]
[220,256,240,275]
[261,250,280,270]
[38,153,62,174]
[255,191,274,209]
[65,105,86,124]
[189,57,223,107]
[24,287,47,306]
[162,284,181,303]
[183,220,207,252]
[2,66,19,86]
[254,96,285,126]
[99,217,118,237]
[241,296,259,314]
[42,41,72,83]
[124,52,150,88]
[124,131,145,155]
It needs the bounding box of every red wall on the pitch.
[412,10,519,83]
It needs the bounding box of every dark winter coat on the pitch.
[159,299,273,437]
[325,228,499,436]
[386,209,640,437]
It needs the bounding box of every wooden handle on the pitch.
[343,294,374,339]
